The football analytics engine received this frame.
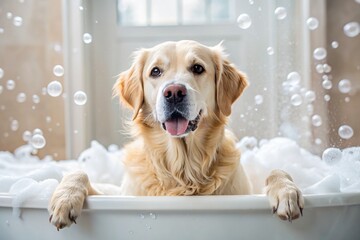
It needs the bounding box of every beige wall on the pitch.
[0,0,65,159]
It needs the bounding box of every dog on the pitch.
[49,40,304,230]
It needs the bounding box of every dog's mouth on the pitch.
[162,110,202,137]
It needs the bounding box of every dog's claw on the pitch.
[272,207,277,214]
[49,215,53,223]
[300,207,303,216]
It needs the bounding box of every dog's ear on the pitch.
[212,44,248,116]
[113,50,148,120]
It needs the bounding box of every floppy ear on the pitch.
[213,46,248,116]
[113,50,148,120]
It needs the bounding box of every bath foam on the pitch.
[0,137,359,215]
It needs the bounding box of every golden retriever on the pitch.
[49,40,304,230]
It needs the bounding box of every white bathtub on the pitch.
[1,193,360,240]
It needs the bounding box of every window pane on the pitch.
[210,0,231,22]
[118,0,147,26]
[150,0,177,25]
[182,0,207,25]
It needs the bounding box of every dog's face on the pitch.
[114,40,247,137]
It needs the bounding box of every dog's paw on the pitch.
[265,170,304,222]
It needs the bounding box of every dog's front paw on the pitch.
[265,170,304,222]
[48,172,89,230]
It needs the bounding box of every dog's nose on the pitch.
[163,84,187,103]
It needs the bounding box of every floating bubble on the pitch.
[324,94,330,101]
[53,44,62,53]
[6,12,13,19]
[315,138,322,145]
[331,41,339,48]
[311,114,322,127]
[16,92,26,103]
[343,21,359,38]
[32,94,40,104]
[322,79,332,90]
[33,128,43,136]
[274,7,287,20]
[254,95,263,105]
[47,81,62,97]
[323,63,332,73]
[345,97,350,103]
[22,130,32,142]
[338,125,354,140]
[313,47,327,60]
[306,17,319,30]
[11,120,19,131]
[307,104,314,115]
[237,14,252,29]
[290,94,302,106]
[305,90,316,102]
[266,47,274,55]
[79,6,84,11]
[6,80,15,90]
[83,33,93,44]
[53,65,64,77]
[74,91,87,105]
[46,116,52,123]
[149,213,157,220]
[31,134,46,149]
[315,64,324,73]
[322,148,342,165]
[287,71,301,85]
[0,68,3,78]
[338,79,351,93]
[13,16,23,27]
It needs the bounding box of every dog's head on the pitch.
[114,40,248,137]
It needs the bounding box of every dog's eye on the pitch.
[191,64,205,75]
[150,67,162,77]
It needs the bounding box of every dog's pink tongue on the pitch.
[164,118,189,136]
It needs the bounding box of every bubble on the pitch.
[32,94,40,104]
[53,44,62,53]
[338,125,354,140]
[254,95,263,105]
[323,63,332,73]
[11,120,19,131]
[149,213,157,220]
[30,134,46,149]
[343,21,359,38]
[79,6,84,11]
[311,114,322,127]
[322,148,342,165]
[6,80,15,90]
[324,94,330,101]
[307,104,314,115]
[53,65,64,77]
[237,14,252,29]
[306,17,319,30]
[305,90,316,102]
[22,130,32,142]
[0,68,4,78]
[16,92,26,103]
[313,47,327,60]
[338,79,351,94]
[290,94,302,106]
[83,33,93,44]
[274,7,287,20]
[6,12,13,19]
[315,138,322,145]
[46,116,52,123]
[322,79,332,90]
[287,71,301,85]
[266,47,274,55]
[33,128,43,136]
[331,41,339,48]
[315,64,324,73]
[74,91,87,105]
[13,16,23,27]
[47,81,62,97]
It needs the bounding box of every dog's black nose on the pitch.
[163,84,187,103]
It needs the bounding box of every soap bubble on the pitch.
[322,79,332,89]
[266,47,274,55]
[338,79,351,94]
[343,21,359,38]
[6,12,13,19]
[33,128,43,136]
[322,148,342,165]
[22,130,32,142]
[254,95,263,105]
[323,63,332,73]
[274,7,287,20]
[315,64,324,73]
[345,97,350,103]
[331,41,339,48]
[313,47,327,60]
[311,114,322,127]
[315,138,322,145]
[32,94,40,104]
[6,80,15,90]
[17,92,26,103]
[287,71,301,85]
[237,14,252,29]
[305,90,316,102]
[0,68,3,78]
[290,94,302,106]
[13,16,23,27]
[11,120,19,131]
[74,91,87,105]
[338,125,354,140]
[53,65,64,77]
[324,94,331,101]
[306,17,319,30]
[31,134,46,149]
[47,81,62,97]
[83,33,93,44]
[46,116,52,123]
[307,104,314,115]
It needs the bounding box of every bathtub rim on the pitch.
[1,192,360,211]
